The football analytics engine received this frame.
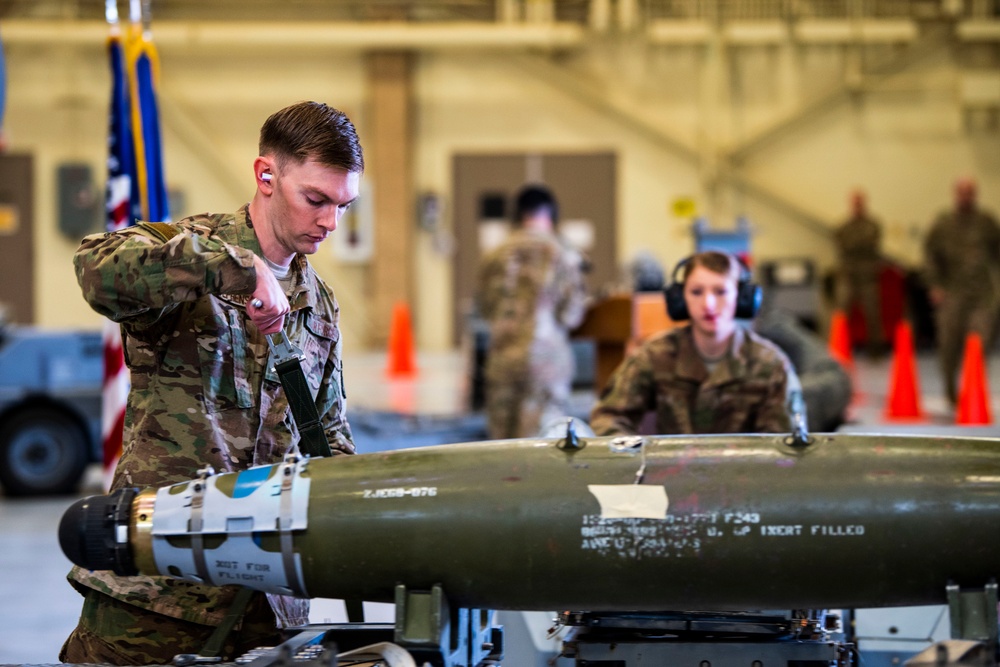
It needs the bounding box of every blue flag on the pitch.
[128,29,169,222]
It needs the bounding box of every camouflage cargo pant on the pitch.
[484,342,573,440]
[839,267,885,347]
[486,371,561,440]
[935,292,1000,405]
[59,588,284,665]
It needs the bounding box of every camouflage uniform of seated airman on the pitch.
[478,228,588,439]
[590,324,798,435]
[61,205,354,665]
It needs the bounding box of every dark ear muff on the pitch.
[735,282,762,319]
[663,257,691,321]
[734,259,762,318]
[664,283,688,321]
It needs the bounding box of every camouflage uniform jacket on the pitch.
[590,324,797,435]
[477,229,588,437]
[69,205,354,628]
[477,228,588,357]
[835,214,882,271]
[924,207,1000,298]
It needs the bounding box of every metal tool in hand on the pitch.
[265,329,302,367]
[261,321,333,459]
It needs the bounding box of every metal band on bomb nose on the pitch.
[145,454,312,597]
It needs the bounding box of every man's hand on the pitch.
[248,254,290,334]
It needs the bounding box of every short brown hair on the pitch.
[681,251,740,282]
[259,101,364,173]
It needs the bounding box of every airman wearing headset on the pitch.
[590,250,801,435]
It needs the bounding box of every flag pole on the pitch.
[101,0,134,489]
[129,0,169,224]
[141,0,153,36]
[105,0,119,26]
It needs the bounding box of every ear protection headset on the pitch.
[663,255,762,321]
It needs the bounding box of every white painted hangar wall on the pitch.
[4,38,997,352]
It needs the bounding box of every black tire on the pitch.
[0,406,90,496]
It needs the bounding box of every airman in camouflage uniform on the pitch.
[834,190,885,353]
[590,325,797,435]
[590,251,798,436]
[923,178,1000,405]
[477,185,588,439]
[61,101,363,665]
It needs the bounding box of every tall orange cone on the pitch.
[828,309,854,372]
[885,320,923,420]
[385,301,417,378]
[956,332,992,426]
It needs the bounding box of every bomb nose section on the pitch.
[58,489,138,575]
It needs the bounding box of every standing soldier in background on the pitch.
[477,185,589,439]
[924,177,1000,407]
[834,189,886,356]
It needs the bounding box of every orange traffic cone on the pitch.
[956,332,992,426]
[829,309,862,407]
[386,301,417,378]
[885,320,923,421]
[828,309,854,372]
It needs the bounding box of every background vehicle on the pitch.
[0,313,102,495]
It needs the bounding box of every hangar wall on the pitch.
[3,26,997,352]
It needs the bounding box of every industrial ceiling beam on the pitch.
[0,19,585,50]
[509,51,832,237]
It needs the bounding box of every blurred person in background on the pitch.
[476,184,589,439]
[835,189,886,357]
[923,177,1000,407]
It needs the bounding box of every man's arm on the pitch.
[475,250,502,321]
[872,218,883,253]
[247,254,291,334]
[923,219,947,305]
[74,225,258,325]
[989,213,1000,265]
[555,247,589,331]
[76,223,291,335]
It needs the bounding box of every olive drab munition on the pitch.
[60,432,1000,612]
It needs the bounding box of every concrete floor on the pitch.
[1,348,998,665]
